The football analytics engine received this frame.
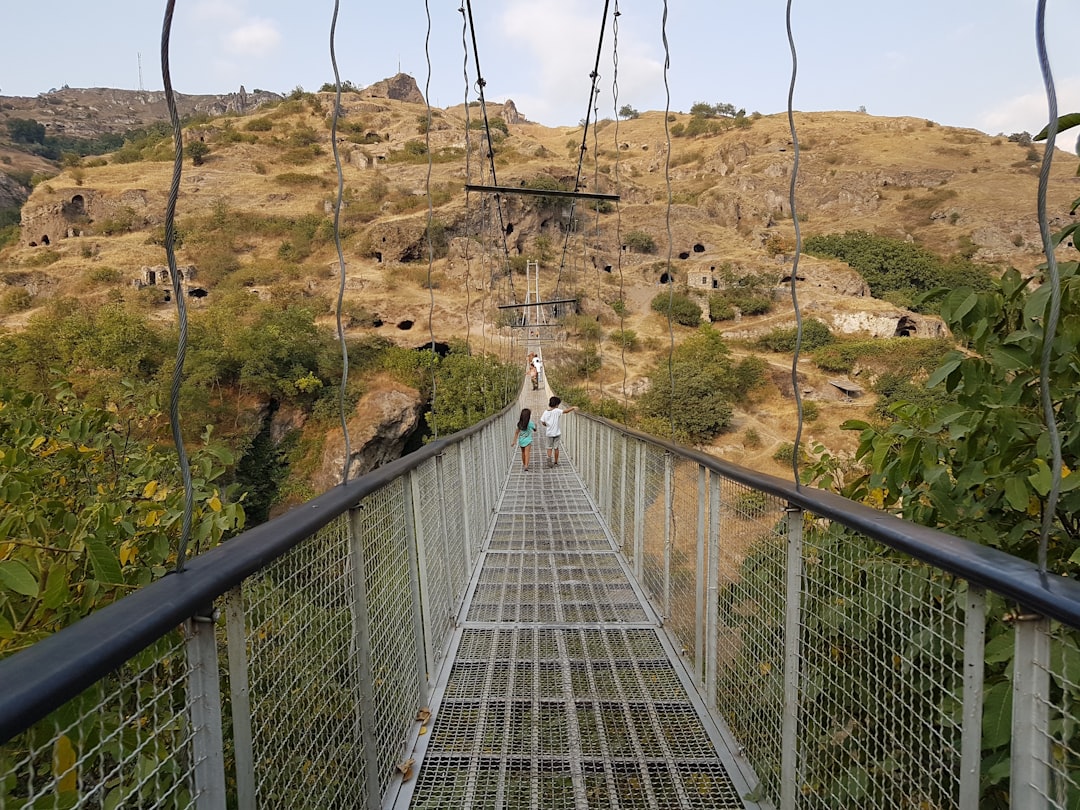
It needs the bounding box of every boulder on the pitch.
[313,377,424,491]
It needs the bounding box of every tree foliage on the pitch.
[425,343,516,436]
[6,118,46,145]
[624,229,656,254]
[650,290,701,327]
[639,326,765,442]
[804,230,995,313]
[0,381,244,654]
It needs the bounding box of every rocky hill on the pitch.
[1,74,1078,476]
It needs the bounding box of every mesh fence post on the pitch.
[403,475,432,708]
[434,453,454,609]
[663,452,673,620]
[224,587,255,810]
[780,506,804,810]
[1011,614,1050,809]
[184,612,227,810]
[457,444,474,573]
[634,440,645,583]
[695,465,707,685]
[601,427,613,521]
[408,471,437,684]
[617,432,629,551]
[705,471,721,710]
[347,507,385,810]
[960,586,986,810]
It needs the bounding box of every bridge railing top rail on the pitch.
[572,410,1080,629]
[0,401,515,744]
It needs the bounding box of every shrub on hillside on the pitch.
[624,229,656,254]
[639,326,766,443]
[651,291,701,327]
[804,230,994,313]
[757,318,833,352]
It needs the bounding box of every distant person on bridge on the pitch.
[540,396,576,468]
[532,355,544,389]
[513,408,536,471]
[527,352,539,390]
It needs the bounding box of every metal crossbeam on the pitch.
[465,183,620,202]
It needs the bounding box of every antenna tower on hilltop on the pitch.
[138,53,144,92]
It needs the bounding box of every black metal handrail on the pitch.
[0,404,512,744]
[578,411,1080,628]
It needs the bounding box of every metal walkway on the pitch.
[398,390,753,809]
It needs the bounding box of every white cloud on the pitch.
[226,19,282,57]
[496,0,664,125]
[979,76,1080,137]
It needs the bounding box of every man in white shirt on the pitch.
[532,355,544,388]
[540,396,576,467]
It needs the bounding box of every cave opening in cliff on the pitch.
[894,316,917,337]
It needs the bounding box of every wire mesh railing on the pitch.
[6,393,1080,808]
[563,411,1080,810]
[0,403,517,810]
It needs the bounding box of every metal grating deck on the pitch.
[402,392,750,809]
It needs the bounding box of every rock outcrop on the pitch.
[360,73,425,105]
[313,377,424,491]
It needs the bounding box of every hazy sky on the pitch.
[2,1,1079,139]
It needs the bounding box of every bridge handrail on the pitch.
[576,410,1080,627]
[0,402,514,745]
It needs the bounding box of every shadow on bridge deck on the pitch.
[395,392,761,809]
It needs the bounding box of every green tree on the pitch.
[804,230,994,313]
[6,118,46,145]
[618,104,640,120]
[639,325,765,442]
[425,345,516,436]
[185,140,210,166]
[0,381,244,653]
[651,290,701,327]
[624,229,656,254]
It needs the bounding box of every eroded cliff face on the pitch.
[313,376,424,492]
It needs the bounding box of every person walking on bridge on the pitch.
[513,408,536,471]
[540,396,575,468]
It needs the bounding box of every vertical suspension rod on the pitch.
[555,0,612,298]
[463,0,516,300]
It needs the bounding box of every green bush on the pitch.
[245,117,274,132]
[274,172,330,188]
[609,329,639,350]
[804,230,994,314]
[624,229,656,254]
[0,287,33,314]
[639,325,766,442]
[651,291,701,327]
[758,318,833,352]
[87,267,123,284]
[709,296,735,321]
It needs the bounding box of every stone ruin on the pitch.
[132,265,206,300]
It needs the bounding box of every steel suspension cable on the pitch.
[612,3,627,410]
[424,0,439,439]
[1035,0,1063,572]
[160,0,194,572]
[329,0,353,484]
[592,97,602,401]
[785,0,805,488]
[463,0,516,301]
[460,5,474,356]
[554,0,613,299]
[661,0,676,442]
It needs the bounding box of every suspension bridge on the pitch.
[3,0,1080,807]
[4,376,1080,809]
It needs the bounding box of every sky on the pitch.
[2,1,1079,141]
